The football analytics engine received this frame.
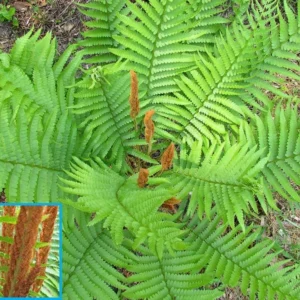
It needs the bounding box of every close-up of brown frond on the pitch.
[0,206,59,298]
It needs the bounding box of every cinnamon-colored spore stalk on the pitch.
[161,143,175,171]
[144,110,155,143]
[15,265,41,297]
[129,70,140,119]
[137,168,149,188]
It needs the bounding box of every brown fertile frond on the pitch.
[144,110,155,143]
[15,265,41,297]
[129,70,140,119]
[33,206,58,293]
[3,207,27,297]
[137,168,149,188]
[161,143,175,171]
[162,198,181,212]
[4,206,45,297]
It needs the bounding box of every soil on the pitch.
[0,0,88,53]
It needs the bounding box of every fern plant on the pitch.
[0,0,300,299]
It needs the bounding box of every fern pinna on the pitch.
[0,0,300,299]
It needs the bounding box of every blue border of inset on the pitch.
[0,203,63,300]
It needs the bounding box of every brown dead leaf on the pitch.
[13,1,31,12]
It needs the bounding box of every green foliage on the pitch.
[0,4,18,27]
[77,0,126,64]
[71,68,149,172]
[0,30,84,203]
[164,139,269,230]
[1,0,300,299]
[185,212,300,300]
[61,160,185,258]
[63,214,131,300]
[244,101,300,203]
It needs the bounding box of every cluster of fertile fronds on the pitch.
[0,206,58,297]
[1,0,300,299]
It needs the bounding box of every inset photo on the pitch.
[0,204,62,299]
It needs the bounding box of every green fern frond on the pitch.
[0,105,77,202]
[0,31,81,115]
[164,139,268,230]
[71,70,147,173]
[123,244,223,300]
[0,32,88,203]
[110,0,205,100]
[61,158,186,258]
[185,212,300,300]
[155,0,300,142]
[154,19,264,142]
[239,0,300,111]
[242,101,300,203]
[185,0,228,49]
[78,0,126,64]
[63,214,133,300]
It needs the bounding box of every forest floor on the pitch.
[0,1,299,299]
[0,0,87,53]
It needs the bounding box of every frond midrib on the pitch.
[63,230,103,288]
[145,2,168,101]
[114,183,161,238]
[157,257,174,299]
[176,24,254,139]
[104,0,114,40]
[189,226,295,298]
[171,168,252,189]
[0,158,62,173]
[267,153,300,165]
[102,86,127,150]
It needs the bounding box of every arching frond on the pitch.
[0,105,77,202]
[164,139,268,230]
[61,159,185,258]
[110,0,205,100]
[185,0,228,49]
[71,70,149,173]
[155,0,300,143]
[241,101,300,203]
[241,0,300,111]
[154,20,262,142]
[0,30,81,115]
[77,0,126,64]
[185,212,300,300]
[0,32,83,203]
[63,214,133,300]
[123,244,223,300]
